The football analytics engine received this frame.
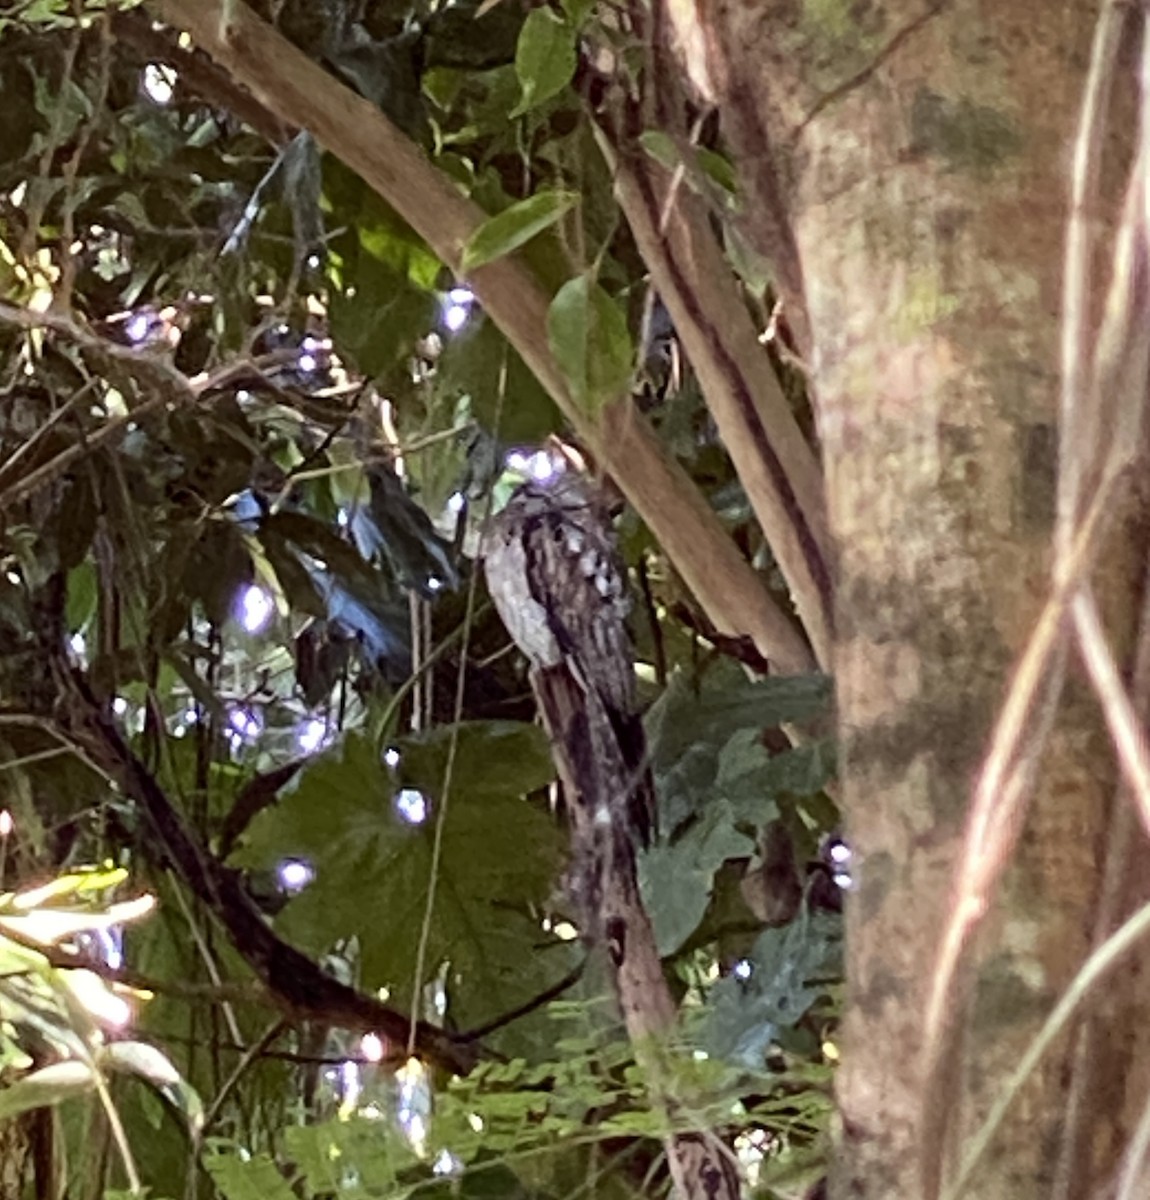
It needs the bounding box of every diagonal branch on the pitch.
[147,0,815,675]
[48,667,480,1076]
[0,302,296,510]
[600,122,833,667]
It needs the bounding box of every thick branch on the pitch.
[531,661,741,1200]
[148,0,815,675]
[604,129,834,668]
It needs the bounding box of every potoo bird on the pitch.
[486,472,743,1200]
[482,470,656,922]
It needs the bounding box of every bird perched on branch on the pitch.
[482,468,655,924]
[485,468,743,1200]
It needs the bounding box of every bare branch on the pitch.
[601,121,833,667]
[0,303,303,508]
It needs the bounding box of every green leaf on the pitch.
[513,9,576,114]
[329,249,438,379]
[703,910,843,1066]
[282,1123,349,1195]
[234,729,565,1031]
[281,1114,419,1193]
[461,189,578,272]
[644,669,833,832]
[560,0,595,24]
[325,162,441,377]
[437,317,558,442]
[322,1111,417,1189]
[353,467,458,597]
[258,511,409,666]
[394,720,556,801]
[547,273,634,412]
[258,528,325,619]
[639,130,679,171]
[646,670,833,773]
[639,801,755,955]
[725,225,773,292]
[637,134,737,201]
[717,729,837,822]
[65,561,97,633]
[697,147,738,195]
[203,1148,298,1200]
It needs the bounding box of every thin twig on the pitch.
[0,391,171,512]
[1056,0,1129,561]
[151,0,813,674]
[923,7,1150,1191]
[920,467,1132,1196]
[377,605,490,738]
[404,361,504,1056]
[44,670,480,1074]
[460,962,586,1043]
[93,1068,141,1194]
[0,303,309,510]
[0,377,101,485]
[200,1019,287,1136]
[1072,589,1150,835]
[945,901,1150,1200]
[170,883,245,1048]
[595,116,830,669]
[1070,556,1150,1200]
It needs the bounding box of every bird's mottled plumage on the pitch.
[486,477,740,1200]
[483,473,655,906]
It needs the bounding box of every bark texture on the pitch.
[693,2,1150,1196]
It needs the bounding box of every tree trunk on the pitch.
[695,2,1150,1196]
